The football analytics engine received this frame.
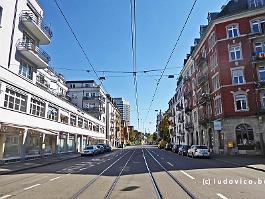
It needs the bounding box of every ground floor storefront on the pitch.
[0,123,106,163]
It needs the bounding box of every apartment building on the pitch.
[106,95,121,147]
[113,98,130,126]
[0,0,105,163]
[179,0,265,155]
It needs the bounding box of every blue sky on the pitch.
[40,0,227,133]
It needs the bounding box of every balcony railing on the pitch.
[184,91,192,99]
[198,115,210,125]
[197,93,210,105]
[17,39,51,68]
[252,52,265,63]
[254,80,265,89]
[197,74,208,86]
[20,11,52,44]
[184,122,194,130]
[196,56,207,67]
[84,107,105,114]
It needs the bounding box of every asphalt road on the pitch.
[1,146,265,199]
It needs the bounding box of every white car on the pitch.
[188,145,210,158]
[81,145,99,156]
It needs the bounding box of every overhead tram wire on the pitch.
[130,0,140,130]
[53,0,108,92]
[144,0,198,126]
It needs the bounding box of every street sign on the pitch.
[214,121,222,131]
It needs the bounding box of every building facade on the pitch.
[113,98,130,125]
[177,0,265,155]
[0,0,105,163]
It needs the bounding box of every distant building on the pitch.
[113,98,130,125]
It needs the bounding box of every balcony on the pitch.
[17,40,50,69]
[20,11,52,44]
[84,107,105,114]
[197,74,208,86]
[184,122,194,130]
[197,56,207,67]
[254,81,265,89]
[197,93,210,105]
[198,115,210,125]
[252,52,265,64]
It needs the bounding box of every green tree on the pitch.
[159,115,170,143]
[146,133,153,143]
[152,133,158,142]
[129,129,135,143]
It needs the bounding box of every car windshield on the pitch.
[196,146,208,149]
[85,146,93,150]
[182,145,188,149]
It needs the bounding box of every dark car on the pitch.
[178,145,189,156]
[165,143,172,151]
[172,144,180,153]
[98,143,111,152]
[96,145,105,154]
[105,144,112,152]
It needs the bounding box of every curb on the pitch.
[0,155,80,175]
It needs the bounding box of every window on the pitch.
[235,94,248,111]
[214,97,222,115]
[78,117,83,128]
[0,6,2,27]
[212,74,220,91]
[248,0,265,8]
[255,41,265,53]
[19,60,33,80]
[261,92,265,108]
[208,32,216,50]
[70,114,77,126]
[4,88,27,112]
[47,105,58,121]
[227,25,239,38]
[236,124,255,150]
[251,18,265,33]
[84,120,89,129]
[258,66,265,81]
[30,98,45,117]
[229,45,241,61]
[210,51,218,68]
[232,69,244,84]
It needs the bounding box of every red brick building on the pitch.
[180,0,265,155]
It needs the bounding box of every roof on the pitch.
[66,80,95,84]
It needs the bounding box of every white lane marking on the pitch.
[79,168,86,171]
[24,184,41,190]
[167,162,174,167]
[49,176,61,181]
[107,159,111,161]
[180,170,195,180]
[0,195,12,199]
[157,154,159,156]
[216,193,229,199]
[97,162,101,165]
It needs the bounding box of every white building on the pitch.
[0,0,106,163]
[113,98,130,125]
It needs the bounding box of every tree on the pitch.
[146,133,153,143]
[153,133,158,142]
[129,129,135,143]
[159,115,170,143]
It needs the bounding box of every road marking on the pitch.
[79,168,86,171]
[167,162,174,167]
[0,195,12,199]
[216,193,229,199]
[180,170,195,180]
[49,176,61,181]
[107,159,111,161]
[157,154,159,156]
[24,184,41,190]
[66,173,71,175]
[97,162,101,165]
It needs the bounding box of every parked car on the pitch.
[188,145,210,158]
[178,145,189,156]
[98,143,111,152]
[118,144,124,148]
[80,145,98,156]
[165,143,172,151]
[172,144,180,153]
[96,145,105,154]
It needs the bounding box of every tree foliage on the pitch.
[159,115,170,143]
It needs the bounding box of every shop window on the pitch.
[4,88,27,112]
[227,25,239,38]
[30,98,45,117]
[47,105,58,121]
[258,66,265,81]
[231,68,244,84]
[229,45,241,61]
[19,60,33,80]
[70,114,77,126]
[236,124,255,150]
[3,134,22,158]
[234,93,248,111]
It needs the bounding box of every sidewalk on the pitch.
[0,153,80,175]
[212,154,265,172]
